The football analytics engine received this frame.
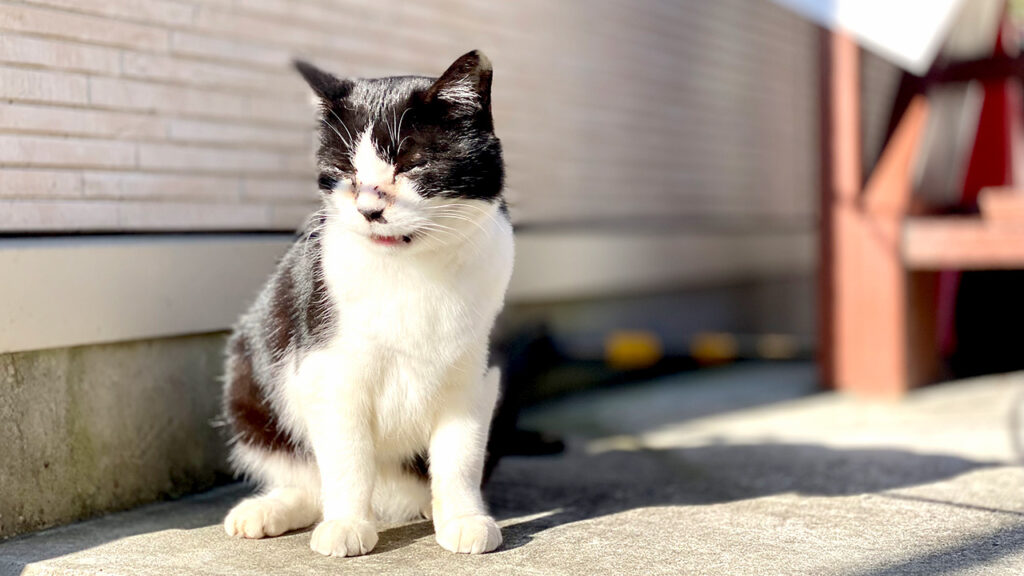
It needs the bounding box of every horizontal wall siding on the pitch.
[0,0,820,232]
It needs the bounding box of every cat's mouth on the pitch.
[369,233,413,247]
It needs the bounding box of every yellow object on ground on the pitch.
[756,333,799,360]
[691,332,738,365]
[605,331,663,370]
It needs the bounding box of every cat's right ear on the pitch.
[426,50,493,116]
[293,60,353,101]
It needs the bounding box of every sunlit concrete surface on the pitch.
[2,363,1022,576]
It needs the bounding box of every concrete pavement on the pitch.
[2,363,1022,575]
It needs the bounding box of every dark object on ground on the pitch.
[952,270,1024,378]
[485,323,565,480]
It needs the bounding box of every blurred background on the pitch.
[1,0,1023,550]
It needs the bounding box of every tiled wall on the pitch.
[0,0,820,232]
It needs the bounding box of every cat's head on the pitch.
[295,50,504,251]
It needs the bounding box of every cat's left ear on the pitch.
[426,50,493,116]
[294,59,353,101]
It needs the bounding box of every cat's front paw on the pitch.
[435,514,502,554]
[225,497,295,539]
[310,519,378,557]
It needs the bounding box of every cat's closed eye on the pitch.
[317,173,337,191]
[396,152,428,175]
[317,172,354,193]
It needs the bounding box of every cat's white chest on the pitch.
[333,259,482,365]
[289,223,512,455]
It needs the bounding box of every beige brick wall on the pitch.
[0,0,820,232]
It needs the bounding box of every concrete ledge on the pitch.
[0,235,289,354]
[0,333,231,539]
[0,229,813,353]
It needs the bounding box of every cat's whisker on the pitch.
[414,223,459,240]
[434,216,489,239]
[300,213,331,259]
[421,222,483,255]
[443,202,502,228]
[412,228,450,248]
[326,108,355,149]
[319,119,348,148]
[396,108,411,150]
[383,111,394,150]
[435,221,486,251]
[301,220,329,244]
[415,222,476,249]
[428,210,491,238]
[390,109,398,149]
[434,202,502,231]
[424,202,495,219]
[397,135,411,154]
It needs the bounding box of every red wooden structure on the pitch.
[820,31,1024,397]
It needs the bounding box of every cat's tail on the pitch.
[483,365,501,390]
[480,366,502,421]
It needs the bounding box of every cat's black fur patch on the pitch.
[267,271,297,361]
[224,333,298,454]
[402,453,431,481]
[223,223,334,457]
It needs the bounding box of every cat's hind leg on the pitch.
[224,444,322,539]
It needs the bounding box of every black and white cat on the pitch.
[221,50,513,557]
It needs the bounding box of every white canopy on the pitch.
[771,0,970,74]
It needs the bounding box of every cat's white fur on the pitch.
[435,76,483,114]
[224,130,514,556]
